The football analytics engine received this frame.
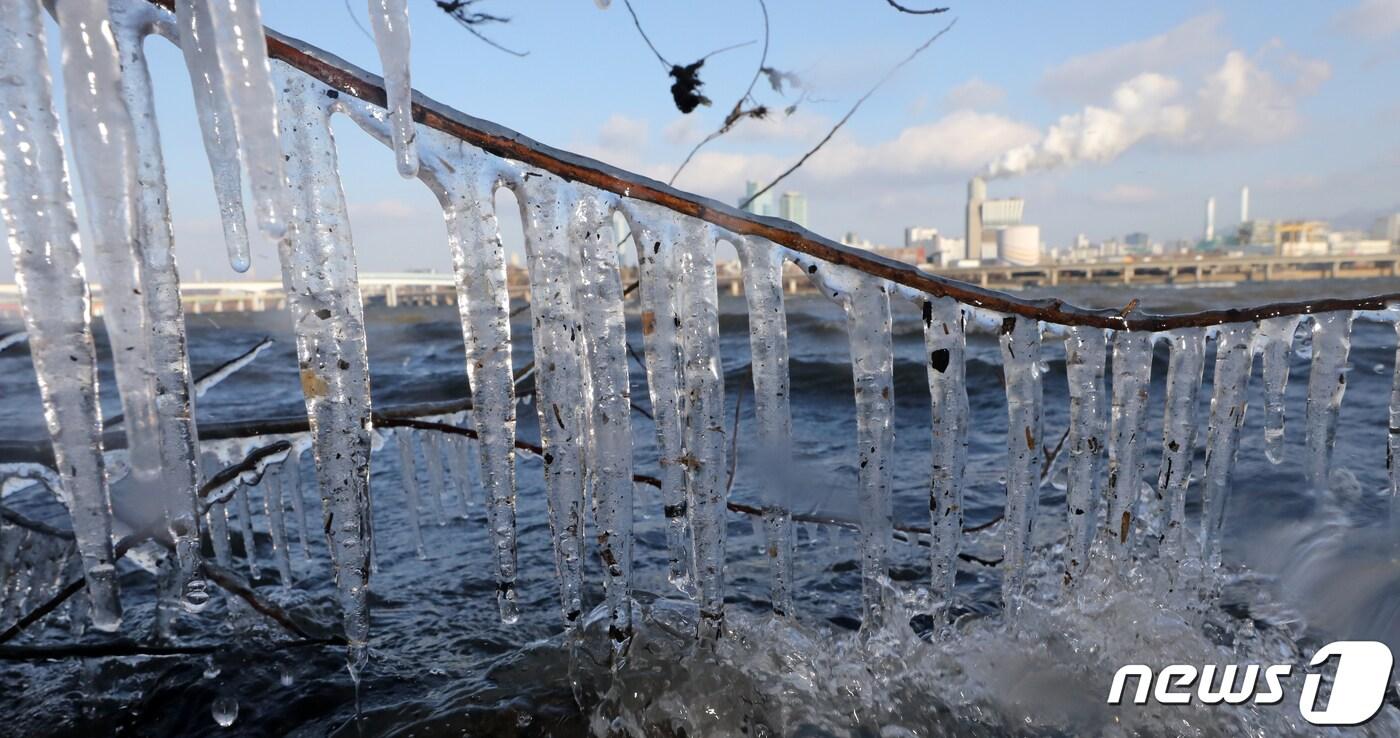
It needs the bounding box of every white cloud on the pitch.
[596,113,649,151]
[1040,12,1229,101]
[1332,0,1400,40]
[1093,184,1159,205]
[942,77,1006,110]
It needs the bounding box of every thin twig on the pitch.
[884,0,949,14]
[0,638,338,661]
[622,0,670,69]
[741,19,956,210]
[725,371,747,495]
[343,0,373,42]
[0,505,75,540]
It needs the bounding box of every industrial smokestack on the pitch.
[1240,186,1250,223]
[966,177,985,262]
[1205,197,1216,241]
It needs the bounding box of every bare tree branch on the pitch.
[884,0,949,14]
[437,0,528,57]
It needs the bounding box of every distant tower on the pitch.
[966,177,985,262]
[1240,186,1250,223]
[779,191,808,228]
[1205,197,1216,241]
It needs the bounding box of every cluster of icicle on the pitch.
[6,0,1400,692]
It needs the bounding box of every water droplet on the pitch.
[212,696,238,727]
[516,713,534,728]
[279,666,294,687]
[203,663,221,680]
[181,577,212,613]
[1375,363,1387,375]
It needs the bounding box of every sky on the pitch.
[9,0,1400,282]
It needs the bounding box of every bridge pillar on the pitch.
[731,280,741,297]
[386,284,398,308]
[1124,266,1133,285]
[1050,268,1059,286]
[980,272,989,288]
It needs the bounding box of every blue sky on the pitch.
[13,0,1400,281]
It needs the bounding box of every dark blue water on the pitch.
[3,278,1400,736]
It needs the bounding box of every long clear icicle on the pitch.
[174,0,250,271]
[1156,329,1206,559]
[572,193,635,648]
[1304,312,1354,492]
[235,485,258,577]
[421,431,448,525]
[736,237,796,617]
[1062,325,1105,586]
[1258,316,1302,465]
[0,0,121,630]
[998,315,1042,612]
[622,205,693,594]
[286,444,312,562]
[1200,323,1256,569]
[924,297,967,613]
[199,0,287,237]
[394,429,427,559]
[367,0,418,177]
[516,175,588,627]
[1390,316,1400,505]
[1105,331,1153,550]
[409,128,519,623]
[273,69,375,678]
[677,221,728,638]
[262,465,294,584]
[843,274,895,630]
[109,0,209,611]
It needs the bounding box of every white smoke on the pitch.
[986,73,1188,179]
[985,45,1329,180]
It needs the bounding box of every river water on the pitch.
[2,277,1400,736]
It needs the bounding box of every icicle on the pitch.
[1105,331,1153,550]
[235,486,258,578]
[367,0,418,177]
[443,435,474,517]
[1390,317,1400,504]
[110,2,209,612]
[197,0,287,237]
[1257,316,1302,465]
[412,130,521,623]
[1200,323,1257,569]
[735,237,796,617]
[274,70,375,678]
[285,443,312,562]
[262,465,294,585]
[0,0,121,631]
[997,315,1042,612]
[421,431,448,525]
[923,297,967,612]
[1304,312,1354,492]
[1156,329,1206,558]
[571,193,635,649]
[394,429,427,559]
[676,220,729,638]
[842,275,895,630]
[1062,325,1105,586]
[174,0,250,271]
[621,204,693,595]
[208,503,233,568]
[515,175,589,627]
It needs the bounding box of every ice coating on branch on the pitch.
[262,465,294,584]
[675,219,729,638]
[1062,326,1105,585]
[394,429,428,559]
[1303,312,1354,492]
[421,431,448,525]
[923,297,967,613]
[273,68,375,678]
[516,174,589,627]
[571,193,635,649]
[1200,323,1256,568]
[1257,316,1302,465]
[377,117,520,622]
[997,315,1042,612]
[621,203,693,595]
[174,0,250,271]
[1105,331,1152,550]
[368,0,418,177]
[735,236,796,617]
[1390,317,1400,504]
[1155,329,1206,559]
[0,0,121,631]
[199,0,287,238]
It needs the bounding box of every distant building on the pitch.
[905,226,938,248]
[932,236,965,266]
[1124,232,1151,253]
[779,191,808,227]
[739,181,777,217]
[998,225,1041,266]
[841,232,923,265]
[1374,213,1400,244]
[1276,220,1328,257]
[1239,219,1275,247]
